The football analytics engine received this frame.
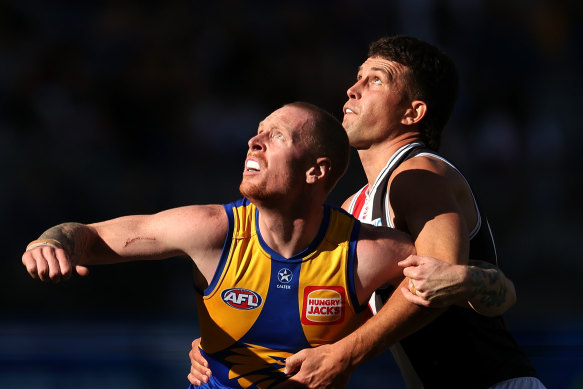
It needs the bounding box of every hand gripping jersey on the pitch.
[347,143,537,389]
[190,198,366,389]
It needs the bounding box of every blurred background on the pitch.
[1,0,582,388]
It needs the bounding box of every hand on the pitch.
[22,240,89,282]
[398,255,468,308]
[275,344,351,389]
[188,338,211,385]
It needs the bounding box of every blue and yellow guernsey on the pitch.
[190,198,366,389]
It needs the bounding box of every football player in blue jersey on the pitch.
[23,101,428,389]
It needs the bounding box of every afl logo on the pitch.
[221,288,263,310]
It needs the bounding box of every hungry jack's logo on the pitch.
[221,288,263,310]
[301,286,345,325]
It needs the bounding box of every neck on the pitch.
[255,199,325,258]
[356,134,421,187]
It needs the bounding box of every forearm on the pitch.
[466,260,516,316]
[338,280,444,369]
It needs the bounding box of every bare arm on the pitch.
[280,158,512,388]
[279,220,423,389]
[392,157,515,315]
[22,205,228,284]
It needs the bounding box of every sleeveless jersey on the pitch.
[347,143,537,389]
[191,198,366,389]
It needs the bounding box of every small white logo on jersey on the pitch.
[278,268,292,283]
[372,218,382,226]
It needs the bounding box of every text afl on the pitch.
[221,288,263,310]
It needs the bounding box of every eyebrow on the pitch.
[371,66,394,81]
[357,65,394,82]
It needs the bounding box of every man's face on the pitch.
[239,105,312,204]
[342,56,410,149]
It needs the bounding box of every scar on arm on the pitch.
[124,237,156,248]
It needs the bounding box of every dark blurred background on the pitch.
[1,0,582,388]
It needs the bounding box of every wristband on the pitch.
[26,239,63,251]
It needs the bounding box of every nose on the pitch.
[248,132,266,151]
[346,78,363,100]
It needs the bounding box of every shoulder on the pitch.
[395,152,454,176]
[341,193,357,211]
[158,204,227,224]
[154,204,229,248]
[389,153,466,197]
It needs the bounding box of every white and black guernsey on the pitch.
[347,142,537,389]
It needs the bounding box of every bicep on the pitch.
[89,205,228,263]
[389,165,470,265]
[413,211,469,265]
[354,225,415,304]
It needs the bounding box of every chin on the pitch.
[240,181,266,201]
[240,182,287,208]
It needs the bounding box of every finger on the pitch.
[187,372,203,386]
[284,351,304,375]
[188,354,210,380]
[400,286,430,307]
[402,265,418,279]
[189,361,210,384]
[75,265,90,277]
[190,339,207,364]
[30,248,52,282]
[22,252,39,279]
[41,246,63,283]
[55,248,73,280]
[408,278,415,293]
[398,254,420,268]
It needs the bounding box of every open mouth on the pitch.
[246,159,260,172]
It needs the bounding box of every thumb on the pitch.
[284,350,305,375]
[398,254,419,268]
[75,265,90,277]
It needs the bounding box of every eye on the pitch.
[271,131,285,141]
[372,77,382,85]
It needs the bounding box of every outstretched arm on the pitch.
[22,205,228,283]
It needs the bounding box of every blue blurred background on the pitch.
[2,0,582,387]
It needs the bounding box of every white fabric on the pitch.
[488,377,547,389]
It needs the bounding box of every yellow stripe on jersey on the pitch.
[195,198,365,388]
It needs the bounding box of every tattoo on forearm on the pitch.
[468,260,507,309]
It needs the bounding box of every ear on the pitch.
[306,157,331,185]
[401,100,427,126]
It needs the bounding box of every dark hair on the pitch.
[368,35,459,150]
[286,102,350,193]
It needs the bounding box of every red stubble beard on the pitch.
[239,175,292,208]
